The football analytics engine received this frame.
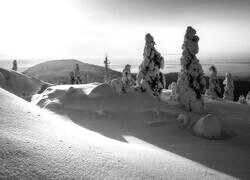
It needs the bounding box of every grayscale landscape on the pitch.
[0,0,250,179]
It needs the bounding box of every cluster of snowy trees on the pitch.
[206,68,250,105]
[111,33,165,97]
[238,91,250,104]
[69,64,82,84]
[110,26,250,109]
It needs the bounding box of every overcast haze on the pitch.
[0,0,250,60]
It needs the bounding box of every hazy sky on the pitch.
[0,0,250,59]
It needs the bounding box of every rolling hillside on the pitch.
[23,59,122,84]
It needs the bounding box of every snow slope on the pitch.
[0,68,50,101]
[0,86,239,179]
[31,83,250,179]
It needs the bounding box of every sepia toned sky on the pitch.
[0,0,250,59]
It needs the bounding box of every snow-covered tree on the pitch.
[121,64,135,92]
[176,26,206,112]
[246,91,250,104]
[223,73,234,101]
[137,33,165,97]
[12,60,17,71]
[238,95,247,104]
[169,82,177,101]
[207,65,221,99]
[104,54,110,83]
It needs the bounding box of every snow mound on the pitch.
[0,67,50,100]
[192,114,222,139]
[32,83,117,108]
[89,83,116,97]
[111,78,123,93]
[177,113,190,125]
[0,72,5,87]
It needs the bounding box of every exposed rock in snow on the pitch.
[223,73,234,101]
[207,65,221,99]
[192,114,222,139]
[137,33,165,97]
[176,27,206,113]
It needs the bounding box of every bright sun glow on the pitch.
[0,0,250,59]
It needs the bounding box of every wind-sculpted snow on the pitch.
[1,87,243,179]
[0,67,50,101]
[26,83,250,178]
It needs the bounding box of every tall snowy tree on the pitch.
[207,65,221,99]
[137,33,165,97]
[246,91,250,104]
[176,26,206,112]
[12,60,17,71]
[169,82,177,101]
[121,64,135,92]
[223,73,234,101]
[104,54,110,83]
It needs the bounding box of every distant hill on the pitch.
[23,59,122,84]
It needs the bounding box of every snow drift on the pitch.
[30,83,250,179]
[1,87,239,179]
[0,68,50,100]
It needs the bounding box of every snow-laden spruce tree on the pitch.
[238,95,247,104]
[246,91,250,104]
[176,26,206,112]
[104,55,110,83]
[207,65,221,99]
[121,64,135,92]
[223,73,234,101]
[169,82,177,101]
[12,60,17,71]
[137,33,165,97]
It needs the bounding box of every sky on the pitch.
[0,0,250,60]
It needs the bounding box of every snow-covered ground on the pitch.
[0,68,50,101]
[1,71,250,179]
